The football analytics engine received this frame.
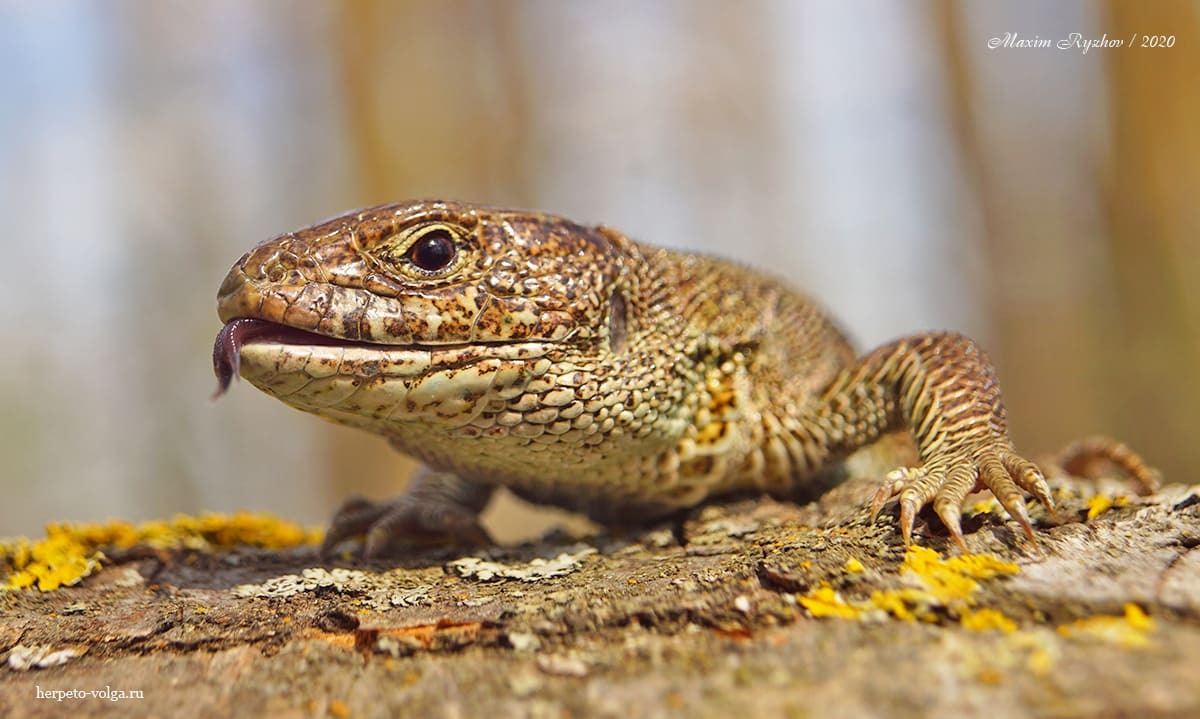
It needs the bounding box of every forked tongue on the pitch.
[212,318,278,399]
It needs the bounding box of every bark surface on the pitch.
[2,478,1198,719]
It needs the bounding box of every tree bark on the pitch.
[2,477,1198,718]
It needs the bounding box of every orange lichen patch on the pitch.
[1,513,323,591]
[303,629,360,650]
[975,667,1005,685]
[355,619,494,656]
[1057,603,1155,648]
[711,625,754,641]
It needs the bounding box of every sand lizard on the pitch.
[213,200,1156,557]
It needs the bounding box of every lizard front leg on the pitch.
[795,331,1056,549]
[320,467,494,558]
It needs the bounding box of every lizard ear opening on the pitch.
[608,289,628,353]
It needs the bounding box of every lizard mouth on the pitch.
[214,318,357,398]
[212,318,556,399]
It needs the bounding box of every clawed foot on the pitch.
[319,471,494,558]
[870,444,1054,551]
[870,435,1157,550]
[319,494,492,558]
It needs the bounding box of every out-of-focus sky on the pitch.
[1,0,1196,540]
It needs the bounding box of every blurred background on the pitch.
[1,0,1197,541]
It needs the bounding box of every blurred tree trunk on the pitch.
[933,1,1200,482]
[325,0,535,512]
[1100,1,1200,480]
[931,1,1110,453]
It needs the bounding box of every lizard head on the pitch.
[214,201,648,453]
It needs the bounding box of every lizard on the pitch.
[212,200,1157,558]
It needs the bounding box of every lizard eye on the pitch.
[407,229,457,272]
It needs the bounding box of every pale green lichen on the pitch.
[6,644,86,671]
[448,547,598,583]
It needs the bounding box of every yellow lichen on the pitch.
[1057,603,1156,648]
[1,513,323,591]
[800,547,1020,629]
[868,587,935,622]
[968,497,1000,515]
[1085,494,1131,520]
[975,667,1005,685]
[843,557,865,574]
[1004,630,1060,676]
[1085,494,1114,520]
[798,585,864,619]
[1,532,102,592]
[901,545,1019,606]
[960,607,1018,633]
[1122,602,1153,630]
[1025,645,1056,675]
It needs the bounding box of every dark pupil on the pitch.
[409,230,456,271]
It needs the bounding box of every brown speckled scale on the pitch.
[215,200,1155,556]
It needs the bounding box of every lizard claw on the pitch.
[320,495,388,557]
[933,500,967,553]
[870,471,909,521]
[320,491,491,559]
[873,444,1052,549]
[320,470,494,559]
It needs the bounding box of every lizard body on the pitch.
[214,200,1154,555]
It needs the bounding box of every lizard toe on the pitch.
[1002,453,1055,518]
[897,467,943,544]
[362,496,491,559]
[931,464,977,551]
[320,495,392,556]
[322,472,495,558]
[978,454,1037,541]
[872,442,1056,547]
[870,469,913,520]
[322,495,492,559]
